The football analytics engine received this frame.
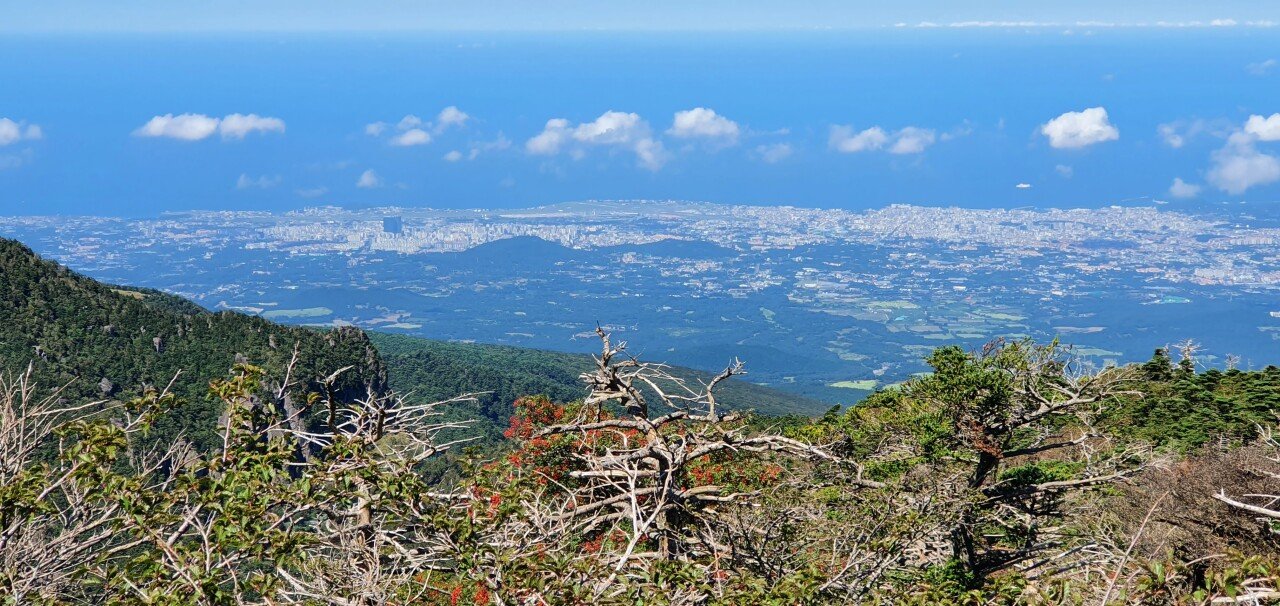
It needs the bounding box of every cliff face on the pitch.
[0,238,386,451]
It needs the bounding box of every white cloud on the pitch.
[755,143,793,163]
[829,126,888,153]
[485,133,512,150]
[470,133,511,158]
[829,125,936,154]
[391,128,432,147]
[526,118,571,155]
[446,134,511,162]
[296,186,328,198]
[134,113,221,141]
[236,174,282,189]
[1244,113,1280,141]
[356,169,383,189]
[397,115,423,130]
[1208,132,1280,194]
[572,111,647,145]
[1157,123,1186,148]
[134,113,284,141]
[368,108,471,140]
[939,122,974,141]
[0,118,43,146]
[527,111,667,170]
[1015,182,1033,189]
[1247,59,1277,75]
[1157,118,1227,149]
[435,106,470,133]
[632,137,668,171]
[905,19,1272,29]
[1168,177,1201,198]
[949,21,1053,28]
[219,113,285,140]
[1041,107,1119,149]
[889,127,937,154]
[368,109,470,145]
[0,148,34,170]
[667,107,740,145]
[1055,164,1074,178]
[1155,19,1261,27]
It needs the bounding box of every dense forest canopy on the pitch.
[0,238,385,450]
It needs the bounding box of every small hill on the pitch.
[0,238,386,451]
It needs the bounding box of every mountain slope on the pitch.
[370,331,832,441]
[0,237,829,452]
[0,238,385,450]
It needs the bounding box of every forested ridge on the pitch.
[7,237,1280,604]
[371,332,832,443]
[0,238,817,452]
[0,238,386,450]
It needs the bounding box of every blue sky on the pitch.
[4,1,1279,32]
[1,5,1280,215]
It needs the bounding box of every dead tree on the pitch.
[0,365,179,602]
[498,328,840,600]
[1216,426,1280,526]
[270,361,479,605]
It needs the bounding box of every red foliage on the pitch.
[684,455,785,492]
[582,529,630,554]
[503,396,565,440]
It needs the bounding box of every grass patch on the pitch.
[829,379,879,390]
